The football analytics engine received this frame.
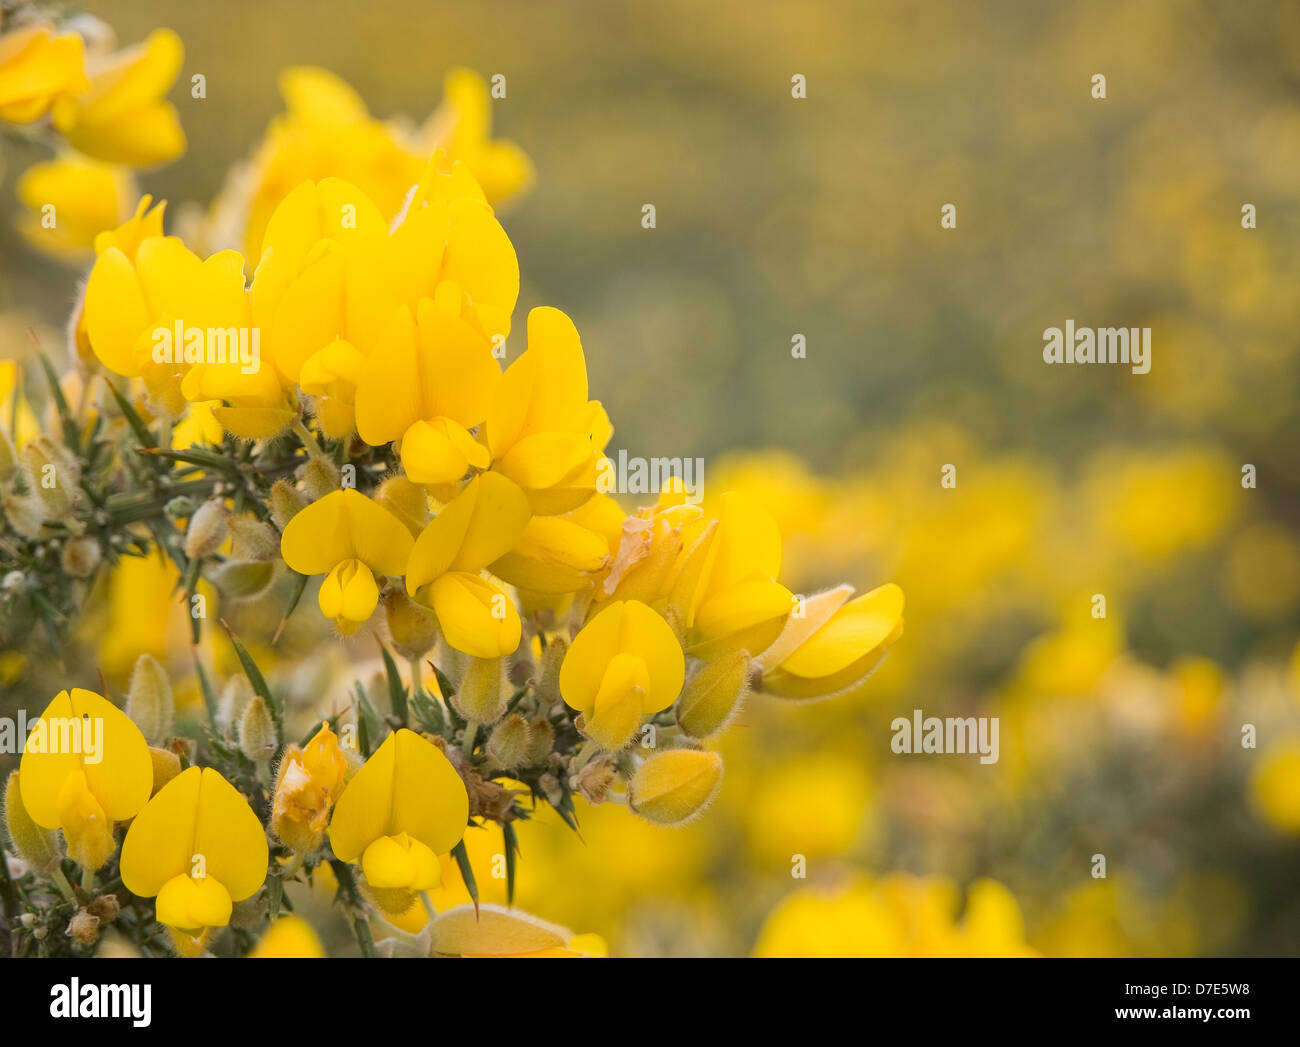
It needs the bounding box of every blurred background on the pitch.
[3,0,1300,955]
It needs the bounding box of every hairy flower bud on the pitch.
[627,749,723,826]
[374,475,430,537]
[452,656,507,725]
[227,514,279,560]
[218,674,255,737]
[211,559,275,597]
[486,714,531,769]
[0,425,16,482]
[535,636,567,707]
[297,455,340,500]
[384,588,439,659]
[126,654,174,745]
[238,694,277,763]
[2,492,44,538]
[147,747,182,796]
[526,717,555,766]
[184,499,229,559]
[269,479,310,530]
[20,438,79,518]
[676,649,751,738]
[3,771,61,874]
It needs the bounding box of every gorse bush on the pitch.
[0,9,902,957]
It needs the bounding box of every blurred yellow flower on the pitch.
[0,23,87,124]
[52,28,186,167]
[16,155,132,259]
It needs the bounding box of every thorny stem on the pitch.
[329,859,376,958]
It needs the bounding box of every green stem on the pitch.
[50,867,77,905]
[79,865,95,896]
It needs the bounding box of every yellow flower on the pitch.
[52,28,185,167]
[230,66,425,259]
[249,915,327,958]
[672,490,795,657]
[559,600,685,750]
[752,874,1037,958]
[16,155,132,259]
[406,472,530,657]
[327,728,468,915]
[426,903,600,958]
[754,582,905,701]
[270,724,348,853]
[120,766,268,935]
[279,488,415,633]
[484,306,610,515]
[490,512,612,597]
[1249,739,1300,834]
[420,68,534,208]
[19,688,152,872]
[0,24,88,124]
[353,281,501,483]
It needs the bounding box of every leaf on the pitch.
[503,822,519,905]
[103,378,155,448]
[220,619,284,748]
[377,640,408,726]
[451,839,479,916]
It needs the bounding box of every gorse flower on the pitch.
[560,600,686,751]
[270,724,349,853]
[327,729,469,915]
[51,28,186,167]
[120,766,268,943]
[19,688,152,872]
[0,23,87,123]
[280,488,415,633]
[405,472,530,657]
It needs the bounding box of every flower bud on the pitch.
[486,714,531,770]
[0,425,16,483]
[526,717,555,766]
[374,475,430,537]
[269,479,309,530]
[535,636,567,707]
[227,514,279,560]
[147,747,182,796]
[297,456,340,500]
[126,654,174,745]
[218,673,255,736]
[20,438,79,517]
[238,694,277,763]
[184,499,229,559]
[676,649,751,738]
[452,656,506,725]
[210,559,275,597]
[3,771,61,874]
[59,535,103,578]
[627,749,723,826]
[384,588,439,659]
[2,492,44,538]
